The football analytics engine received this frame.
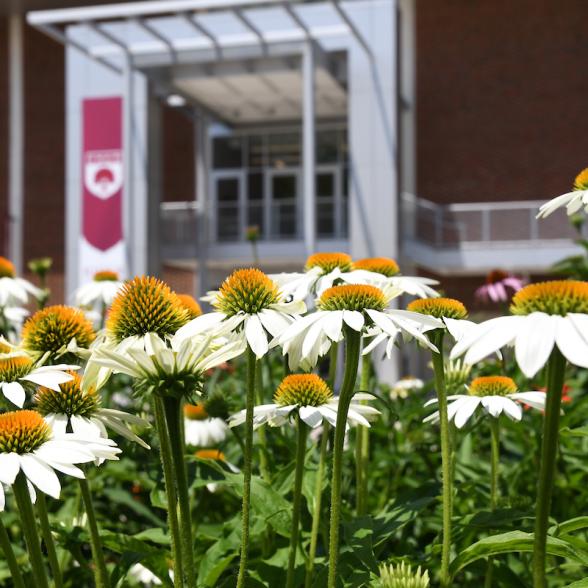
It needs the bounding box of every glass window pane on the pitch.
[270,174,297,238]
[268,132,300,168]
[317,130,339,164]
[248,135,265,168]
[247,173,264,201]
[216,177,240,241]
[213,137,242,169]
[217,178,239,201]
[272,175,297,200]
[317,173,334,197]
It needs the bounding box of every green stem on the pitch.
[0,516,26,588]
[256,361,271,483]
[36,493,63,588]
[286,414,309,588]
[533,349,566,588]
[163,396,196,588]
[490,418,500,510]
[153,396,184,588]
[13,473,50,588]
[327,328,361,588]
[328,342,338,390]
[431,330,452,588]
[79,476,110,588]
[355,354,371,516]
[237,346,257,588]
[485,417,500,588]
[305,422,329,588]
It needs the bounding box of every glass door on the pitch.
[266,170,300,239]
[213,172,244,242]
[316,165,342,238]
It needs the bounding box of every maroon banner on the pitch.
[82,97,123,251]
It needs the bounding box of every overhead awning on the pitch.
[27,0,369,123]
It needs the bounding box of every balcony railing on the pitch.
[401,193,583,273]
[402,193,580,247]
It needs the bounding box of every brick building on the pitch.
[0,0,586,309]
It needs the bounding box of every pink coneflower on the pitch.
[475,270,525,304]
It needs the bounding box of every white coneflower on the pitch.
[277,284,442,369]
[537,168,588,219]
[451,281,588,377]
[424,376,546,428]
[74,270,124,309]
[184,403,227,447]
[0,410,120,509]
[229,374,379,430]
[0,353,79,408]
[21,305,96,361]
[0,256,42,307]
[36,372,150,449]
[389,377,424,401]
[175,268,305,359]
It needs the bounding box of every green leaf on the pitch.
[565,579,588,587]
[102,488,164,525]
[561,426,588,438]
[450,531,588,578]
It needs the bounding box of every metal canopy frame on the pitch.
[27,0,371,72]
[27,0,372,268]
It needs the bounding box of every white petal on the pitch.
[1,382,26,407]
[509,391,546,411]
[322,311,344,341]
[460,316,523,364]
[0,485,5,511]
[0,453,20,484]
[481,396,505,418]
[245,315,268,358]
[18,455,61,499]
[514,313,557,378]
[501,398,523,421]
[299,406,323,428]
[258,309,291,337]
[453,396,481,428]
[555,316,588,369]
[342,311,364,332]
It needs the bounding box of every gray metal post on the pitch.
[8,11,24,272]
[123,53,135,277]
[302,41,316,256]
[195,111,210,301]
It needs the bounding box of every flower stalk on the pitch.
[237,346,257,588]
[286,413,308,588]
[431,330,452,588]
[485,417,500,588]
[305,342,338,588]
[355,353,371,516]
[0,516,26,588]
[162,396,196,587]
[36,492,63,588]
[13,472,50,588]
[327,328,361,588]
[153,396,184,587]
[79,475,110,588]
[532,348,566,588]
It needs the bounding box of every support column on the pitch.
[195,111,210,301]
[8,11,24,271]
[122,54,135,277]
[302,41,316,256]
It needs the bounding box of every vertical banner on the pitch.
[80,97,127,285]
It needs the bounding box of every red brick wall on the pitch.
[162,106,195,203]
[23,25,65,272]
[417,0,588,204]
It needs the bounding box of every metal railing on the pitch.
[402,193,580,248]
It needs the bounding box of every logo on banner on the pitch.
[84,150,123,200]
